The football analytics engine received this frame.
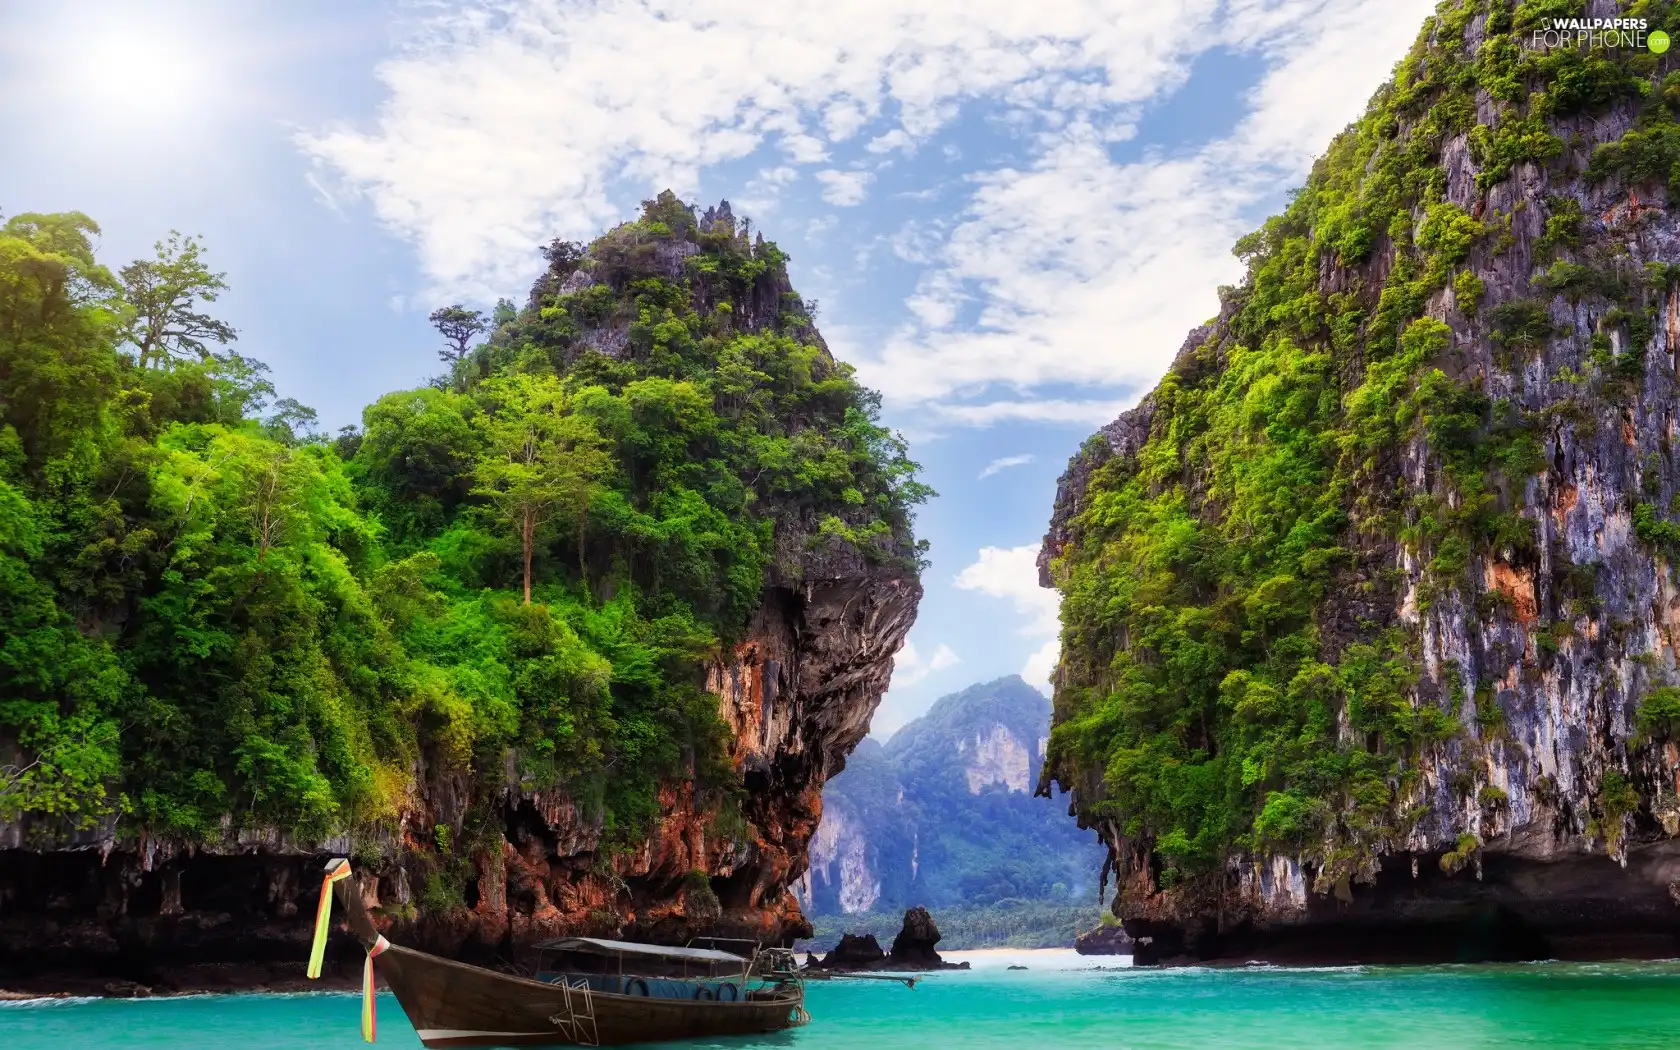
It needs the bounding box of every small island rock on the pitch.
[819,933,887,969]
[888,906,944,966]
[1075,923,1135,956]
[808,908,971,972]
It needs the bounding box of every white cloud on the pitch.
[978,453,1034,479]
[301,0,1236,301]
[954,545,1058,637]
[814,169,875,207]
[824,99,873,142]
[866,128,914,154]
[847,0,1436,415]
[299,0,1435,412]
[955,544,1062,693]
[932,398,1131,428]
[735,164,801,217]
[891,640,961,689]
[782,133,832,164]
[887,222,934,265]
[294,0,1251,298]
[852,136,1245,408]
[1022,637,1059,696]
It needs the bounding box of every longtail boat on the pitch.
[308,858,808,1047]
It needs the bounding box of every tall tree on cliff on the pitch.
[471,371,610,603]
[429,304,486,365]
[118,231,237,368]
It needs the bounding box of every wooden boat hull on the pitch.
[375,945,804,1047]
[330,875,803,1047]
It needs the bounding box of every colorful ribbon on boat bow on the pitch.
[307,858,354,980]
[363,935,390,1043]
[305,859,389,1043]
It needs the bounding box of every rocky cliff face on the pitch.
[1040,2,1680,965]
[0,195,920,993]
[798,739,903,915]
[800,766,884,913]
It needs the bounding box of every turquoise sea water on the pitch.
[10,952,1680,1049]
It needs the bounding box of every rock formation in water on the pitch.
[1073,923,1135,956]
[886,905,945,966]
[809,906,967,971]
[0,193,923,992]
[815,932,887,969]
[799,676,1105,917]
[1040,3,1680,965]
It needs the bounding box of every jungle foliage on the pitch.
[0,194,928,854]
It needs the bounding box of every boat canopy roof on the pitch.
[533,937,748,965]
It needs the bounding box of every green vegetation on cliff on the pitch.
[0,194,927,854]
[1043,0,1680,892]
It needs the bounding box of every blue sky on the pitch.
[0,0,1432,736]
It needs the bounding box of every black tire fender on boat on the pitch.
[717,982,739,1002]
[693,984,717,1001]
[625,978,649,996]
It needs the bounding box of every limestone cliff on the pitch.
[1040,2,1680,964]
[0,195,920,992]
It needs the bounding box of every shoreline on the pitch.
[942,947,1079,957]
[937,946,1134,971]
[0,965,365,1002]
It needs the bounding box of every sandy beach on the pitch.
[939,947,1131,970]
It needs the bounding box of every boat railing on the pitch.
[547,977,600,1046]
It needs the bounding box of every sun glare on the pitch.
[63,21,212,121]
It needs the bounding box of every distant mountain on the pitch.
[799,675,1106,916]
